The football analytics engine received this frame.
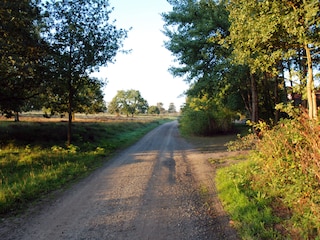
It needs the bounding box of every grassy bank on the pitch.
[0,118,171,215]
[216,158,282,239]
[215,114,320,239]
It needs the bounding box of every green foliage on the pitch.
[222,112,320,239]
[157,102,166,114]
[179,106,210,136]
[162,0,231,84]
[249,114,320,238]
[42,76,107,115]
[228,0,320,119]
[228,0,320,74]
[43,0,128,73]
[41,0,128,144]
[179,95,235,136]
[167,102,177,113]
[0,0,49,115]
[216,160,282,239]
[108,90,149,117]
[0,119,168,214]
[164,0,320,125]
[148,106,160,115]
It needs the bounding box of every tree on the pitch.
[0,0,48,120]
[162,0,231,88]
[162,0,247,128]
[179,94,235,136]
[168,102,177,113]
[157,102,166,114]
[284,0,320,120]
[42,76,107,116]
[42,0,128,145]
[148,106,160,115]
[228,0,320,120]
[108,90,149,117]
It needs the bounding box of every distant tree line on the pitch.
[162,0,320,135]
[107,89,177,116]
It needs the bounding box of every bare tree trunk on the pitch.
[14,111,19,122]
[68,99,72,146]
[305,44,317,120]
[274,75,280,122]
[250,73,259,123]
[299,48,308,108]
[67,46,73,146]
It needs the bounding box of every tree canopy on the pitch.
[108,90,149,117]
[0,0,48,120]
[41,0,128,144]
[162,0,246,133]
[0,0,128,145]
[163,0,320,135]
[228,0,320,119]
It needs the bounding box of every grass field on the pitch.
[0,113,173,215]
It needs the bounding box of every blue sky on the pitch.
[92,0,189,110]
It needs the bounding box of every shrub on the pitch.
[179,105,235,136]
[232,112,320,238]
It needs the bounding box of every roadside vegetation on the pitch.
[163,1,319,239]
[0,117,172,215]
[215,110,320,239]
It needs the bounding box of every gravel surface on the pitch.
[1,121,239,240]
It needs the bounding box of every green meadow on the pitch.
[0,117,171,215]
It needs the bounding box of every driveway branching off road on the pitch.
[1,121,240,240]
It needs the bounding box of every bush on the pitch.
[179,105,235,136]
[228,112,320,239]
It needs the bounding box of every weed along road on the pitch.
[1,121,238,240]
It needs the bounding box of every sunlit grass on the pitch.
[215,159,283,239]
[216,114,320,239]
[0,118,171,214]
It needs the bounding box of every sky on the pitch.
[91,0,189,110]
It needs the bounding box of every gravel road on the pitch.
[1,121,239,240]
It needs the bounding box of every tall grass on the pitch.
[216,112,320,239]
[0,119,170,215]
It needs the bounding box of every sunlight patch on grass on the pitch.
[215,159,283,239]
[0,118,171,214]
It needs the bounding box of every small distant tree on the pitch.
[108,90,149,117]
[148,106,160,115]
[157,102,166,114]
[168,102,177,114]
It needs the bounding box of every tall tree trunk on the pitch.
[299,48,308,108]
[274,75,280,122]
[14,111,19,122]
[240,92,251,116]
[68,89,72,146]
[250,73,259,123]
[67,46,73,146]
[305,44,317,120]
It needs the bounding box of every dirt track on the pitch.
[1,121,239,240]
